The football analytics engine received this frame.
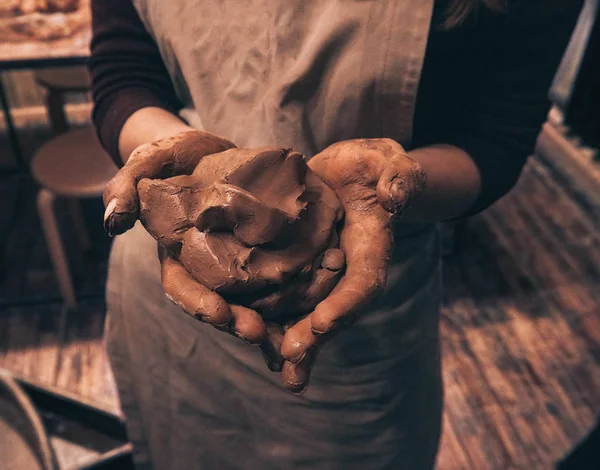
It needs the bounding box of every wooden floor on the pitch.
[437,157,600,469]
[1,126,599,469]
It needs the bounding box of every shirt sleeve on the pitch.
[87,0,182,166]
[443,0,583,216]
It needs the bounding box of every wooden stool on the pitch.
[34,67,91,135]
[31,126,117,309]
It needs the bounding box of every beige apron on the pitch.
[105,1,442,469]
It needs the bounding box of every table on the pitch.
[0,26,91,172]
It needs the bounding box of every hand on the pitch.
[103,131,274,350]
[103,130,236,237]
[278,138,427,393]
[104,139,346,372]
[159,245,269,344]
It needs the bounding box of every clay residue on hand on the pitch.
[138,147,346,319]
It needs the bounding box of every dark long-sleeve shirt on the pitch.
[88,0,582,215]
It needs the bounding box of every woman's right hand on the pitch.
[102,131,285,365]
[103,130,236,237]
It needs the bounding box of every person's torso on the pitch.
[132,0,434,155]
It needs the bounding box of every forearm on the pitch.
[118,107,194,163]
[402,144,481,222]
[89,0,185,164]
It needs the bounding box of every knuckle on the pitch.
[311,308,336,333]
[366,275,386,296]
[129,142,154,159]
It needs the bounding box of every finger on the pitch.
[103,131,235,236]
[259,323,285,371]
[161,252,233,327]
[281,348,319,394]
[321,247,345,271]
[281,316,318,364]
[162,252,267,344]
[298,248,345,312]
[249,247,345,318]
[309,217,389,335]
[103,141,172,236]
[245,279,308,320]
[229,305,268,345]
[103,173,139,237]
[376,154,426,214]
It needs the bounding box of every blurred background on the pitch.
[0,0,598,469]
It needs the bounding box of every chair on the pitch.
[31,68,117,309]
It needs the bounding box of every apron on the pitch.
[105,1,442,469]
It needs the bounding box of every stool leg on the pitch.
[37,189,77,309]
[46,89,69,135]
[67,199,91,252]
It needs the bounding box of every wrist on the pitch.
[118,107,194,164]
[402,144,481,222]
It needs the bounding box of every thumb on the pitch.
[103,141,162,236]
[103,170,140,237]
[376,154,426,215]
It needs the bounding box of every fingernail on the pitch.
[311,318,338,336]
[311,328,327,336]
[386,180,407,213]
[103,199,117,233]
[286,380,308,394]
[321,249,345,271]
[203,315,230,329]
[288,350,307,364]
[104,199,117,223]
[234,330,263,345]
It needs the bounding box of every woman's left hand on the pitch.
[277,138,427,393]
